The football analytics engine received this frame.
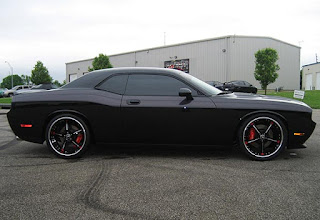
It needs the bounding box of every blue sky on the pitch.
[0,0,319,84]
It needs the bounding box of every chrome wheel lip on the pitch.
[48,116,86,157]
[242,116,284,158]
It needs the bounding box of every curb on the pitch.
[0,103,11,109]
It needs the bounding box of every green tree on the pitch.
[31,61,52,85]
[53,80,62,87]
[1,75,23,89]
[21,74,32,85]
[254,48,280,95]
[88,53,113,72]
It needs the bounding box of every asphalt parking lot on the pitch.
[0,109,319,220]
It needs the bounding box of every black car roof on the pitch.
[63,67,184,89]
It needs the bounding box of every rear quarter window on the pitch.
[96,74,128,95]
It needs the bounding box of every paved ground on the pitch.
[0,110,319,220]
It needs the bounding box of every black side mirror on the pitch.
[179,88,193,100]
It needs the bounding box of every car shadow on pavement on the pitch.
[84,144,246,161]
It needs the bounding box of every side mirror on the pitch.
[179,88,193,100]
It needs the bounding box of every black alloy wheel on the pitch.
[46,114,90,158]
[239,114,287,160]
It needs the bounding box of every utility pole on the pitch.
[5,61,13,89]
[164,32,166,46]
[316,53,318,63]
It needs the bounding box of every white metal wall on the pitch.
[66,36,300,89]
[66,59,93,83]
[228,36,300,89]
[302,62,320,90]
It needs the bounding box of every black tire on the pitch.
[238,113,287,161]
[45,114,90,159]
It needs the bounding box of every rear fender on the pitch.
[44,110,96,144]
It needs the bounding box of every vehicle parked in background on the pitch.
[206,81,222,87]
[0,88,8,98]
[215,80,258,94]
[3,85,32,97]
[14,83,59,95]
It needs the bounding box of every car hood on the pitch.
[211,92,312,113]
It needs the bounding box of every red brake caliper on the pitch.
[75,134,83,148]
[249,127,255,140]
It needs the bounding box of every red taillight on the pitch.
[20,124,32,128]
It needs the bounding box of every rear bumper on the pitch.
[7,107,45,144]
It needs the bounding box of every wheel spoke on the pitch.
[265,137,278,143]
[61,140,66,152]
[72,130,83,135]
[264,123,273,135]
[247,138,260,144]
[261,140,264,154]
[65,120,69,131]
[252,124,261,135]
[72,140,81,148]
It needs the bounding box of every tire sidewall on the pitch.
[45,114,90,159]
[238,113,288,161]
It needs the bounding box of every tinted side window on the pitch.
[125,74,197,96]
[97,75,128,95]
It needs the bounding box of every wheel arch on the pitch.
[233,110,288,144]
[44,110,96,144]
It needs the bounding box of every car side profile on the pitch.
[14,83,59,95]
[7,68,316,160]
[4,85,32,97]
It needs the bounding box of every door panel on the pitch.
[121,95,216,144]
[306,74,312,90]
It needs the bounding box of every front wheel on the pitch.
[238,114,287,161]
[46,114,90,158]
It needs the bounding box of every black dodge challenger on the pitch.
[7,67,316,160]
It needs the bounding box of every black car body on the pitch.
[215,80,258,93]
[7,68,316,160]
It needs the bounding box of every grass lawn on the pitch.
[0,97,12,104]
[1,90,319,109]
[259,90,320,109]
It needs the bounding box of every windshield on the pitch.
[181,73,222,95]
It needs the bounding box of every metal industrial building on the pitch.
[66,35,300,89]
[302,62,320,90]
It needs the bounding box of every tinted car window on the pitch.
[97,74,128,95]
[125,74,197,96]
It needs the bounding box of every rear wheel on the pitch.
[46,114,90,158]
[238,114,287,160]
